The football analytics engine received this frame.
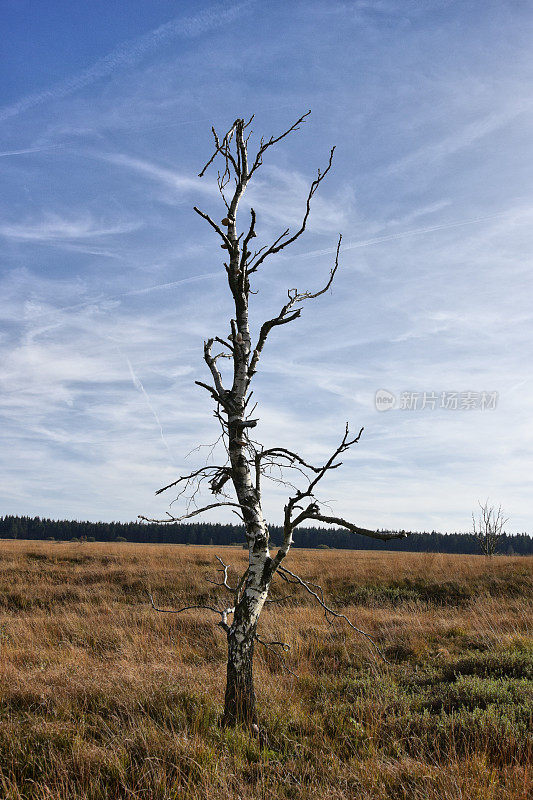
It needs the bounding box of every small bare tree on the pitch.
[141,113,407,728]
[472,500,508,556]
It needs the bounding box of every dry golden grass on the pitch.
[0,540,531,799]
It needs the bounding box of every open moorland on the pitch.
[0,540,531,799]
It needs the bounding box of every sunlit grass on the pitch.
[0,540,531,798]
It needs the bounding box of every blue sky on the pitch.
[1,0,532,532]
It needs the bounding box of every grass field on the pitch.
[0,540,531,799]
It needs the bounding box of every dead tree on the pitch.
[141,113,407,728]
[472,500,508,556]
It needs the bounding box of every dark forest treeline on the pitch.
[0,515,532,555]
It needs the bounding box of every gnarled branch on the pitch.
[155,465,229,496]
[248,235,341,378]
[247,147,335,274]
[149,593,234,633]
[278,566,390,663]
[205,555,235,591]
[139,501,242,524]
[271,424,365,569]
[300,513,409,542]
[248,110,311,178]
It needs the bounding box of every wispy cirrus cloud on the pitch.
[295,209,514,260]
[1,0,532,530]
[101,153,218,197]
[100,151,351,235]
[0,214,140,242]
[383,102,533,177]
[0,1,255,123]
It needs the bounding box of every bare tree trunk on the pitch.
[223,622,258,726]
[222,511,271,726]
[142,114,409,731]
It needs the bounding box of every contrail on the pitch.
[124,353,175,465]
[502,378,530,397]
[15,209,512,323]
[298,211,511,259]
[0,1,254,123]
[23,270,223,322]
[0,146,61,157]
[120,271,221,298]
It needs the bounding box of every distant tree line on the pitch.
[0,515,531,555]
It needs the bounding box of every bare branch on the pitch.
[160,461,231,511]
[248,235,341,378]
[194,380,229,408]
[214,336,234,353]
[292,233,342,301]
[267,423,407,567]
[219,605,235,632]
[258,447,332,475]
[270,425,365,569]
[198,121,239,178]
[472,500,508,556]
[149,594,219,616]
[240,207,257,272]
[204,339,227,398]
[209,469,232,495]
[255,634,290,652]
[205,555,235,591]
[255,634,297,676]
[233,567,249,607]
[295,424,363,501]
[149,593,234,634]
[248,146,335,273]
[248,309,301,378]
[248,110,311,178]
[300,513,409,542]
[138,501,242,524]
[193,206,231,247]
[278,566,390,663]
[155,465,228,496]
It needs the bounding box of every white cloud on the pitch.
[384,105,531,176]
[101,153,219,198]
[0,213,140,242]
[0,0,532,532]
[0,2,255,123]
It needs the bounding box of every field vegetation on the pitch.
[0,540,531,799]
